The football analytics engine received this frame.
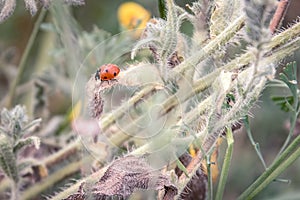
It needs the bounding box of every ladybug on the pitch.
[95,64,120,82]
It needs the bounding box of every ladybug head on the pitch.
[95,69,100,80]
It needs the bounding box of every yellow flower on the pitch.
[117,2,151,37]
[190,138,223,183]
[68,100,82,122]
[201,137,223,183]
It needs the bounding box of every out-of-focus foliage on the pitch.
[0,0,300,199]
[0,0,85,23]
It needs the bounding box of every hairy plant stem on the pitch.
[131,96,212,156]
[101,20,300,135]
[0,140,83,196]
[49,166,108,200]
[105,30,300,150]
[100,85,157,132]
[46,96,212,200]
[6,9,47,108]
[102,29,300,199]
[162,31,300,115]
[43,138,82,167]
[238,134,300,199]
[172,34,300,196]
[215,127,234,200]
[171,15,245,77]
[100,15,245,132]
[48,21,300,200]
[22,157,93,200]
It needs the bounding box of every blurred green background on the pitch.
[1,0,300,199]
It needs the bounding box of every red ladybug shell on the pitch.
[96,64,120,81]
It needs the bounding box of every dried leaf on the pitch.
[63,182,86,200]
[93,155,177,199]
[86,76,105,119]
[167,51,183,68]
[175,153,208,200]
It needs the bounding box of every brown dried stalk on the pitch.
[269,0,291,34]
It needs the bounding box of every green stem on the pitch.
[238,134,300,199]
[6,9,47,108]
[244,115,267,169]
[240,146,300,199]
[206,154,213,200]
[216,127,234,200]
[277,111,299,156]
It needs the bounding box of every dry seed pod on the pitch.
[86,74,119,119]
[93,155,177,199]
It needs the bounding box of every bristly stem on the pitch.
[100,15,245,132]
[215,127,234,200]
[6,9,47,108]
[105,14,300,136]
[244,115,267,169]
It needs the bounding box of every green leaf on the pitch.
[279,62,298,106]
[272,62,298,112]
[176,158,189,177]
[271,95,294,112]
[13,136,41,153]
[0,134,19,183]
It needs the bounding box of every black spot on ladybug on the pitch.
[105,69,109,73]
[114,72,117,76]
[103,76,108,80]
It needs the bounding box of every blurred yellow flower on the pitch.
[201,137,223,183]
[68,100,82,122]
[190,138,223,183]
[117,2,151,37]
